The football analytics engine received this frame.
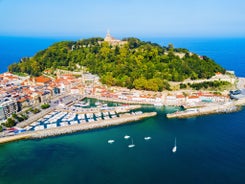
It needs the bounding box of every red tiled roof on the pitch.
[35,76,51,83]
[18,97,27,103]
[188,96,199,99]
[176,94,185,98]
[5,76,18,80]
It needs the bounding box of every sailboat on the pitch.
[128,138,135,148]
[172,137,177,153]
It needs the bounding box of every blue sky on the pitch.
[0,0,245,37]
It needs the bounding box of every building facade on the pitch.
[0,99,18,121]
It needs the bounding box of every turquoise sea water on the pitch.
[0,37,245,184]
[1,108,245,184]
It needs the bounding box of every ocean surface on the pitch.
[0,36,245,184]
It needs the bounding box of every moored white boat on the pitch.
[108,140,115,144]
[124,135,130,139]
[144,136,151,140]
[95,101,102,106]
[154,102,163,106]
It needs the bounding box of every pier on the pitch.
[166,101,240,119]
[0,112,157,144]
[0,133,32,144]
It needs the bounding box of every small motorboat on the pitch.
[144,136,152,140]
[124,135,130,139]
[108,140,115,144]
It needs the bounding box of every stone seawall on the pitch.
[0,133,32,144]
[31,112,156,138]
[166,102,239,119]
[0,112,157,144]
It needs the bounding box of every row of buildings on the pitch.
[0,70,230,122]
[92,85,229,106]
[0,72,100,121]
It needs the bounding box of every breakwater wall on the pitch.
[0,133,32,144]
[166,102,238,119]
[167,97,245,119]
[31,112,156,138]
[0,112,157,144]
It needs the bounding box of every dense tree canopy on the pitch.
[5,118,16,127]
[41,103,50,109]
[180,81,231,90]
[8,37,225,91]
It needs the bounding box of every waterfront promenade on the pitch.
[0,112,157,144]
[87,95,160,105]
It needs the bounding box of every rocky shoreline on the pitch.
[166,99,245,119]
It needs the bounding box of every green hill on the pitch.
[8,37,225,91]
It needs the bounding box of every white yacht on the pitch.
[144,136,152,140]
[95,101,102,106]
[124,135,130,139]
[108,140,115,144]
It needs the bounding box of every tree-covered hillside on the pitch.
[8,37,225,91]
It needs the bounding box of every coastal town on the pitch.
[2,1,245,184]
[1,33,245,144]
[0,68,244,143]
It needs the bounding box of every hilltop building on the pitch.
[99,31,127,46]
